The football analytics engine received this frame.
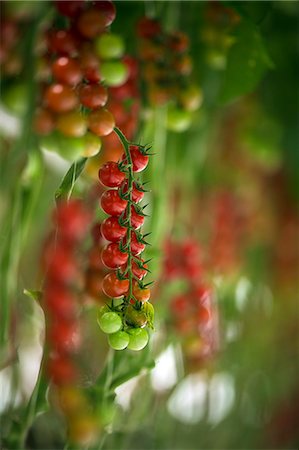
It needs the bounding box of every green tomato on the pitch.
[101,61,128,87]
[125,305,147,328]
[97,312,122,334]
[95,33,125,60]
[2,83,28,115]
[57,134,86,161]
[167,107,192,132]
[127,328,149,351]
[39,133,60,153]
[83,132,102,157]
[108,330,129,350]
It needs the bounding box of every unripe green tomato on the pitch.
[167,107,192,132]
[39,133,60,153]
[127,328,149,351]
[97,305,110,319]
[83,132,102,157]
[97,312,122,334]
[108,330,129,350]
[125,305,147,328]
[95,33,125,60]
[2,83,28,115]
[99,402,116,426]
[57,134,86,161]
[101,61,128,87]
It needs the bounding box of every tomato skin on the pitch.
[132,281,150,303]
[125,305,147,328]
[79,49,101,83]
[47,29,79,56]
[33,108,55,135]
[47,247,78,282]
[56,111,87,137]
[54,0,85,17]
[137,17,161,39]
[48,320,80,353]
[108,330,129,350]
[98,161,125,187]
[45,84,79,113]
[76,8,107,39]
[130,232,145,255]
[101,243,128,269]
[44,286,77,319]
[100,190,127,216]
[102,272,129,298]
[131,258,148,279]
[53,199,91,241]
[88,108,115,137]
[168,31,189,53]
[130,206,145,230]
[79,83,108,109]
[95,33,125,59]
[52,57,83,86]
[120,180,144,203]
[47,355,78,385]
[123,146,149,172]
[127,328,149,351]
[93,0,116,27]
[101,216,127,242]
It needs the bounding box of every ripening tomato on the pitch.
[54,0,85,17]
[88,108,115,136]
[125,305,147,328]
[174,54,193,76]
[102,272,129,298]
[33,108,55,135]
[130,232,145,255]
[120,180,144,203]
[83,132,102,157]
[122,145,149,172]
[47,29,79,56]
[93,0,116,27]
[76,8,107,39]
[47,355,78,385]
[56,111,87,137]
[101,216,127,242]
[45,84,79,113]
[79,83,108,109]
[52,57,83,86]
[168,31,189,53]
[101,242,128,269]
[132,280,150,303]
[79,49,101,83]
[98,161,125,187]
[100,190,127,216]
[68,414,99,446]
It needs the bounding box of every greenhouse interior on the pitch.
[0,1,298,449]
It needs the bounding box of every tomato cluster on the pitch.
[34,0,129,161]
[136,16,203,132]
[163,238,218,368]
[97,138,154,351]
[41,199,102,445]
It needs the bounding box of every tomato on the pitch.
[85,268,105,300]
[57,386,87,416]
[122,145,149,172]
[132,281,150,303]
[100,217,126,242]
[125,305,147,328]
[76,8,108,39]
[197,305,211,324]
[33,108,55,135]
[130,206,145,230]
[127,328,149,351]
[87,247,103,271]
[168,31,189,53]
[97,311,122,334]
[45,84,79,113]
[174,54,193,76]
[172,295,189,316]
[54,199,90,241]
[101,243,128,269]
[2,83,28,115]
[48,320,80,353]
[47,29,79,56]
[79,83,108,109]
[95,33,125,59]
[57,134,86,160]
[148,84,171,106]
[79,49,101,83]
[129,232,145,255]
[136,17,161,39]
[123,55,139,79]
[167,107,192,132]
[56,111,87,137]
[100,61,128,87]
[120,180,144,203]
[130,258,148,279]
[44,286,77,319]
[102,272,129,298]
[47,355,78,385]
[108,330,129,350]
[47,247,78,282]
[98,161,125,187]
[52,56,82,86]
[100,190,127,216]
[93,0,116,27]
[88,108,115,136]
[68,415,99,446]
[83,132,102,157]
[54,0,85,17]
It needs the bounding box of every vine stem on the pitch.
[113,127,134,307]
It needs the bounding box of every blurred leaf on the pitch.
[219,20,273,104]
[224,1,270,24]
[23,289,42,304]
[55,157,87,201]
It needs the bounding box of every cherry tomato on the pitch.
[93,0,116,27]
[83,132,102,157]
[120,180,144,203]
[33,108,55,135]
[174,54,193,76]
[168,31,189,52]
[48,320,80,353]
[197,305,211,324]
[47,29,79,56]
[100,61,128,87]
[85,268,105,300]
[102,272,129,298]
[56,111,87,137]
[47,246,77,282]
[95,33,124,59]
[88,108,115,136]
[79,49,101,83]
[45,84,79,113]
[47,355,78,385]
[108,330,129,350]
[57,387,88,416]
[54,0,85,17]
[100,190,127,216]
[68,415,99,446]
[130,257,148,280]
[76,8,107,39]
[53,199,90,241]
[97,311,122,334]
[125,305,147,328]
[101,242,128,269]
[130,232,145,255]
[44,286,77,319]
[130,206,145,230]
[136,17,161,39]
[101,216,127,242]
[52,57,82,86]
[79,83,108,109]
[122,145,149,172]
[98,161,125,187]
[132,280,150,303]
[127,328,149,351]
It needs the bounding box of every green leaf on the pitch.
[55,157,87,201]
[219,20,273,104]
[23,289,42,305]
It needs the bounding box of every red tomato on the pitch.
[98,161,125,187]
[48,320,81,353]
[47,29,79,56]
[88,108,115,136]
[132,280,150,303]
[53,199,91,241]
[101,242,128,269]
[44,286,77,319]
[79,83,108,109]
[45,84,79,113]
[130,206,145,230]
[47,246,77,282]
[47,355,78,385]
[93,0,116,27]
[122,145,149,172]
[102,272,129,298]
[101,216,127,242]
[136,17,161,39]
[100,190,127,216]
[52,57,83,86]
[76,8,108,39]
[79,49,101,83]
[122,231,145,256]
[54,0,85,17]
[120,180,144,203]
